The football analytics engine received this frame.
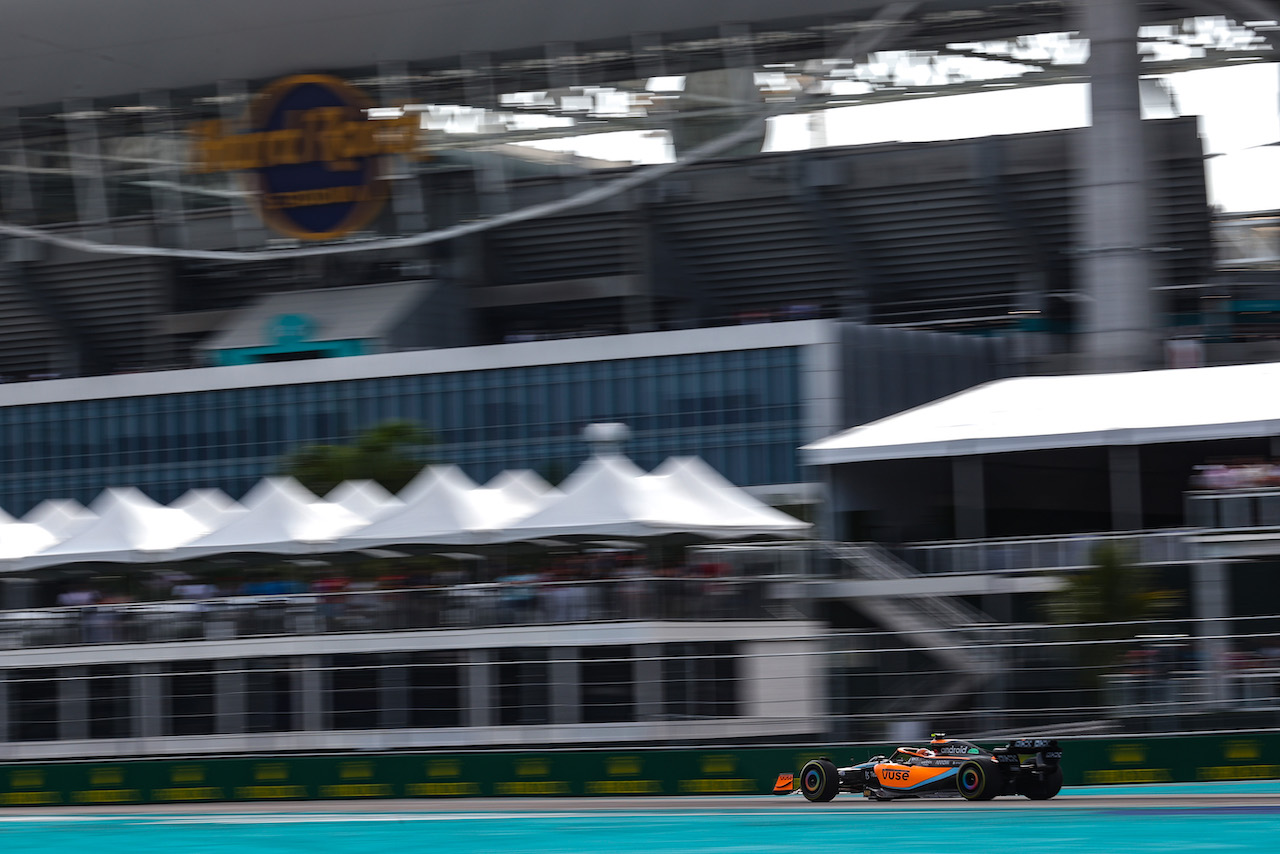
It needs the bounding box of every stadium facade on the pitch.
[1,1,1279,760]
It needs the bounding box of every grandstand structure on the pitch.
[1,0,1273,381]
[0,1,1278,761]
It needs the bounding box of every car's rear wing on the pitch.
[995,738,1062,767]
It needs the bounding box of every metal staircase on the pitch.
[822,542,999,715]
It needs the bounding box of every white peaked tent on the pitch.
[23,499,97,541]
[485,469,561,505]
[18,488,210,570]
[325,480,404,523]
[0,506,37,563]
[339,465,543,548]
[496,453,810,542]
[0,499,100,566]
[172,477,367,560]
[170,489,248,530]
[651,457,811,534]
[0,519,60,563]
[0,427,808,568]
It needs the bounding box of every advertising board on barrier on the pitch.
[2,736,1279,806]
[189,74,421,240]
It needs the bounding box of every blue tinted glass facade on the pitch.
[0,347,804,513]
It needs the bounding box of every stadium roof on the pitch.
[0,1,1249,109]
[802,361,1280,465]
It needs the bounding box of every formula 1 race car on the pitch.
[774,734,1063,802]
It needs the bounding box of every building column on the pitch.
[216,660,247,734]
[217,79,270,249]
[0,670,10,743]
[133,664,163,738]
[952,456,986,539]
[634,644,663,721]
[1192,557,1232,706]
[141,87,192,250]
[463,649,493,728]
[380,653,411,730]
[1078,0,1158,372]
[549,647,581,726]
[62,99,113,242]
[59,666,89,741]
[378,60,429,237]
[1108,445,1144,531]
[295,655,326,732]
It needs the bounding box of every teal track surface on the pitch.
[2,783,1279,853]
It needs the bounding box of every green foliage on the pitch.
[1047,540,1179,628]
[279,419,435,495]
[1045,540,1182,690]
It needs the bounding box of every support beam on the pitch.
[62,99,113,242]
[295,655,326,732]
[634,644,663,721]
[140,88,192,249]
[789,155,875,321]
[380,653,411,730]
[952,455,986,539]
[549,647,581,725]
[1192,557,1232,706]
[973,137,1063,320]
[217,79,270,249]
[215,660,247,735]
[58,666,89,741]
[1078,0,1159,372]
[379,60,429,236]
[463,648,493,728]
[133,664,163,738]
[1108,445,1144,531]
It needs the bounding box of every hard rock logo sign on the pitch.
[189,74,420,240]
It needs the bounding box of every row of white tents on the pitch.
[0,452,810,572]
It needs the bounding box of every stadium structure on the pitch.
[0,0,1279,769]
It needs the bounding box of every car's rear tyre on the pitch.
[957,760,998,801]
[1022,766,1063,800]
[800,759,839,802]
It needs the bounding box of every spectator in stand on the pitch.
[1193,458,1280,491]
[312,572,349,629]
[56,584,99,608]
[172,578,219,600]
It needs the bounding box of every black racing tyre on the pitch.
[1022,766,1064,800]
[800,758,840,802]
[957,760,998,801]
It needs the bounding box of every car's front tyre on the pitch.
[800,758,840,802]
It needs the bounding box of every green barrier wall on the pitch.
[2,734,1278,806]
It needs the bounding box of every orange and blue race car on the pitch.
[775,734,1063,802]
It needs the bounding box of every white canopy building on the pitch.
[172,478,368,560]
[338,465,547,548]
[499,453,810,542]
[0,444,808,569]
[803,361,1280,542]
[19,488,210,570]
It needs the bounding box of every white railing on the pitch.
[0,576,799,650]
[903,529,1197,575]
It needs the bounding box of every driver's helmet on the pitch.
[898,747,935,763]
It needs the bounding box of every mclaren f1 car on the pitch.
[774,735,1063,802]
